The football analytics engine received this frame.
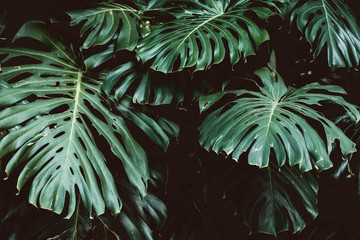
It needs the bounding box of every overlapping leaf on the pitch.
[103,61,179,105]
[0,21,168,217]
[241,163,318,235]
[199,67,360,172]
[98,178,167,240]
[291,0,360,69]
[67,2,144,52]
[0,167,167,240]
[333,107,360,193]
[102,59,224,105]
[0,193,91,240]
[137,0,285,73]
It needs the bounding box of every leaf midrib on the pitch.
[64,71,82,168]
[265,100,278,137]
[321,0,334,45]
[175,12,224,52]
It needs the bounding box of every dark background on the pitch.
[1,0,360,239]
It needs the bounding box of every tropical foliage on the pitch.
[1,0,360,239]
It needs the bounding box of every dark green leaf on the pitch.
[103,61,185,105]
[291,0,360,69]
[242,163,317,235]
[137,0,285,73]
[199,67,359,172]
[68,2,143,51]
[0,21,154,217]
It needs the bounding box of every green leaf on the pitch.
[1,194,92,240]
[84,43,115,70]
[0,21,152,217]
[118,180,167,240]
[67,2,143,51]
[333,106,360,193]
[1,164,167,240]
[116,96,176,151]
[137,0,284,73]
[291,0,360,69]
[97,167,167,240]
[199,67,359,172]
[242,163,317,235]
[103,61,184,105]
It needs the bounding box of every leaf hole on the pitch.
[7,72,33,84]
[49,104,70,114]
[213,28,221,33]
[58,57,71,64]
[85,88,95,95]
[69,167,74,175]
[56,147,64,153]
[63,117,71,121]
[66,82,75,86]
[50,63,65,69]
[53,131,65,139]
[1,56,42,67]
[40,74,62,78]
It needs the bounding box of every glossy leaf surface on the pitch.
[291,0,360,69]
[137,0,285,73]
[199,68,360,172]
[0,21,151,217]
[103,61,176,105]
[68,2,143,51]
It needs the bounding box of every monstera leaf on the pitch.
[1,195,92,240]
[137,0,285,73]
[0,167,167,240]
[234,163,318,235]
[0,21,170,217]
[333,107,360,193]
[103,61,178,105]
[67,2,145,52]
[291,0,360,69]
[98,179,167,240]
[102,59,225,105]
[199,67,360,172]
